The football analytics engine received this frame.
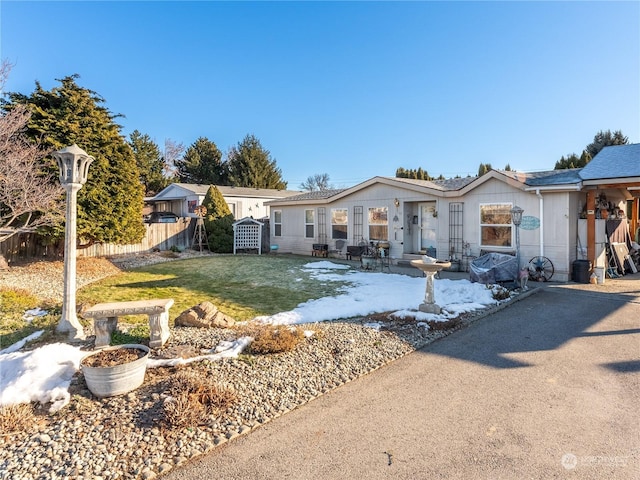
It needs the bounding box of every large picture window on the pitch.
[331,208,348,239]
[480,203,512,247]
[305,209,314,238]
[273,210,282,237]
[368,207,388,241]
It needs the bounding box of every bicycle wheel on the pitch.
[528,256,554,282]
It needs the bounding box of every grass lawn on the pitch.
[2,255,353,347]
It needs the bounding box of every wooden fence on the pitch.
[0,219,195,263]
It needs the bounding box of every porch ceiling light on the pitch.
[511,205,524,226]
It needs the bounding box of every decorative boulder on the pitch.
[174,301,235,328]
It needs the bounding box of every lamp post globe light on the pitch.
[54,144,94,340]
[510,205,524,287]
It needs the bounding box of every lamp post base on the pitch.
[418,303,442,314]
[56,318,86,342]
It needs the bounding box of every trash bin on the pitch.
[572,259,591,283]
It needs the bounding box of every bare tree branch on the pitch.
[0,60,64,242]
[163,138,185,179]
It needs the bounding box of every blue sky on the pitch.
[1,1,638,188]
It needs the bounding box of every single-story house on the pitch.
[145,183,301,220]
[266,144,640,282]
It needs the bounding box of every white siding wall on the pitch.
[180,195,274,219]
[271,184,441,259]
[270,178,577,280]
[444,180,576,281]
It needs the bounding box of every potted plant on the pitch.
[80,344,150,397]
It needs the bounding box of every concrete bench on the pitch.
[82,299,174,348]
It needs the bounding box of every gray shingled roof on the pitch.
[431,176,477,190]
[501,169,583,187]
[381,176,477,191]
[171,183,301,198]
[579,144,640,180]
[272,189,348,202]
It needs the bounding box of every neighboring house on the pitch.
[266,144,640,281]
[146,183,301,220]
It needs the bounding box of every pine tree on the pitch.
[394,167,432,180]
[555,151,588,170]
[202,186,234,253]
[478,163,492,176]
[129,130,167,195]
[226,134,287,189]
[555,130,627,170]
[175,137,225,185]
[586,130,628,158]
[4,75,145,245]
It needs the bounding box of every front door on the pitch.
[420,202,437,252]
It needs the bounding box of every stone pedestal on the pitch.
[149,310,171,348]
[410,260,451,314]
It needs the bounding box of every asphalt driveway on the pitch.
[162,279,640,480]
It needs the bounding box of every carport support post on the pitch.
[586,190,596,268]
[54,145,94,341]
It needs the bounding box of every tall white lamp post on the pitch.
[511,205,524,286]
[54,145,94,340]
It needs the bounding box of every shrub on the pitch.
[207,215,234,253]
[111,324,149,345]
[490,285,511,301]
[163,370,237,427]
[0,404,36,434]
[0,287,40,318]
[245,324,305,354]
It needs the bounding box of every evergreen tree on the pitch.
[226,134,287,189]
[586,129,628,158]
[394,167,432,180]
[395,167,408,178]
[555,151,590,170]
[555,130,627,170]
[4,75,145,245]
[202,186,234,253]
[175,137,225,185]
[128,130,167,195]
[504,164,512,171]
[478,163,492,176]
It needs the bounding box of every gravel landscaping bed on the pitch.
[0,252,491,480]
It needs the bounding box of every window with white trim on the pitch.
[273,210,282,237]
[331,208,348,239]
[304,209,315,238]
[479,203,512,247]
[368,207,388,240]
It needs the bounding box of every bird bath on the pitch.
[410,259,452,314]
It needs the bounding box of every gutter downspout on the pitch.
[536,189,544,257]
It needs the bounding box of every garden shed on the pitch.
[233,217,263,255]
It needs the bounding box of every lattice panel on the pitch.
[235,224,261,249]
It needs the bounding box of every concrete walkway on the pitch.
[162,277,640,480]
